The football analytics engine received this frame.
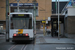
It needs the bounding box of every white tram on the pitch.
[9,12,34,42]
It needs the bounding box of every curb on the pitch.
[36,43,75,45]
[0,35,5,37]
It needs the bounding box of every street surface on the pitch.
[0,30,75,50]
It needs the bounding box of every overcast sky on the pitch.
[52,0,69,2]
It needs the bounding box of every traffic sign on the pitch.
[42,21,46,23]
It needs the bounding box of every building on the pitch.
[52,1,67,14]
[0,0,6,32]
[61,0,75,38]
[51,1,68,37]
[0,0,52,31]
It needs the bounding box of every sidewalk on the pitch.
[36,34,75,44]
[0,34,5,37]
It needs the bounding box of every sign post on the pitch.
[42,20,46,36]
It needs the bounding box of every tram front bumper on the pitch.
[12,36,34,42]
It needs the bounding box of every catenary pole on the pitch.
[33,0,36,35]
[58,0,60,40]
[6,0,9,42]
[17,0,20,12]
[56,0,57,14]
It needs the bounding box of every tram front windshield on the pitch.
[11,14,32,29]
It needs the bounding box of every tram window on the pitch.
[11,23,13,29]
[25,14,29,17]
[10,17,32,29]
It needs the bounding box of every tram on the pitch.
[9,12,34,42]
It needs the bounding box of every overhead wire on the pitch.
[0,0,45,10]
[19,0,45,11]
[9,0,17,3]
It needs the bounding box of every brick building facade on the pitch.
[0,0,52,30]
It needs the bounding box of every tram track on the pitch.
[8,45,17,50]
[8,44,27,50]
[21,45,27,50]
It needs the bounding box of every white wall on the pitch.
[68,7,75,16]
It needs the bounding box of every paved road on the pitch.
[0,35,34,50]
[0,32,75,50]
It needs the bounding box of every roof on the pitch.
[61,0,75,13]
[51,15,65,18]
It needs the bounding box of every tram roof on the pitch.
[10,12,33,15]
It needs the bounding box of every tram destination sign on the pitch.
[12,14,30,18]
